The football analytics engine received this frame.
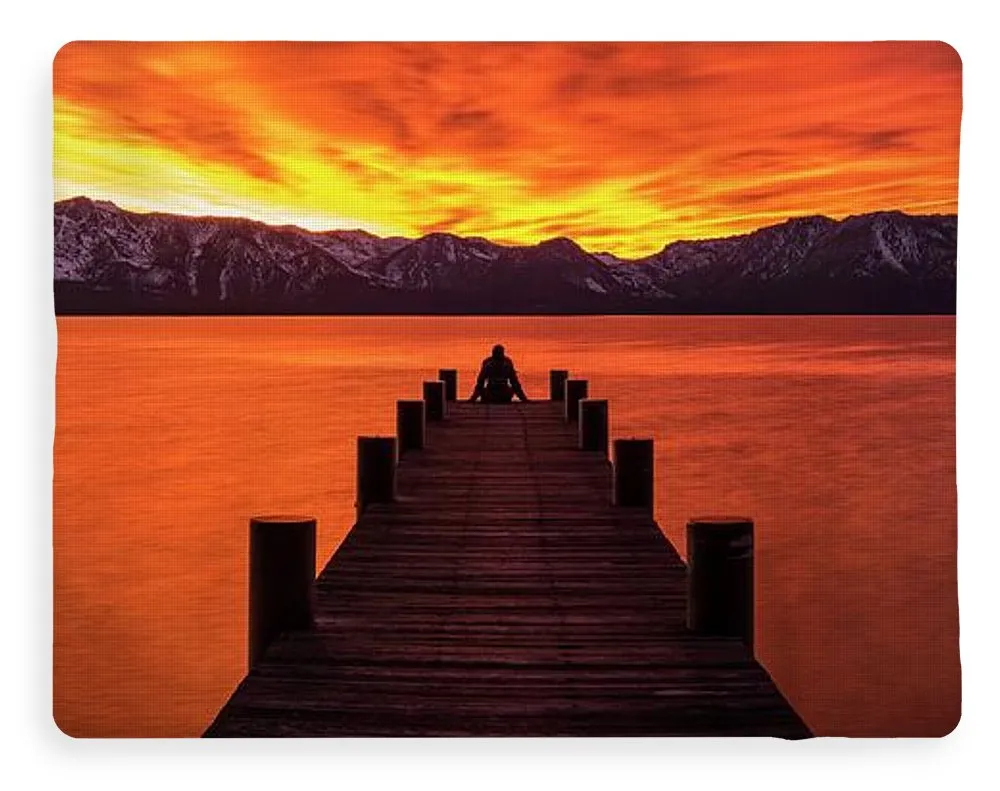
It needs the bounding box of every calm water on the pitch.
[53,316,959,737]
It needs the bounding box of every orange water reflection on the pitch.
[53,316,958,737]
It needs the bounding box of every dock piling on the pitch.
[612,438,654,510]
[564,379,589,422]
[248,516,316,672]
[549,369,569,401]
[423,380,447,421]
[686,517,754,649]
[396,400,425,455]
[438,369,458,401]
[357,437,396,518]
[579,398,609,455]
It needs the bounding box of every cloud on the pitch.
[781,123,924,154]
[53,42,961,258]
[724,185,802,205]
[323,79,417,152]
[422,209,488,235]
[55,42,285,184]
[436,109,510,149]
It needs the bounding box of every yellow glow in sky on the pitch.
[54,42,961,257]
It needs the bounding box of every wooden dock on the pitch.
[205,389,810,738]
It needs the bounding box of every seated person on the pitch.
[469,344,530,403]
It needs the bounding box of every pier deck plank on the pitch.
[205,401,810,737]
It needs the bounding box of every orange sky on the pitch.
[53,42,961,258]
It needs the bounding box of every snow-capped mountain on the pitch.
[343,232,626,308]
[598,211,956,312]
[53,197,957,314]
[364,232,503,291]
[306,229,410,276]
[53,196,385,312]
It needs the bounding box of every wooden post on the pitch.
[579,399,609,455]
[612,438,654,510]
[564,379,588,422]
[686,517,754,650]
[396,400,425,455]
[423,380,447,421]
[248,515,316,672]
[357,436,396,519]
[549,369,569,401]
[438,369,458,402]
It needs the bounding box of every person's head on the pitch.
[491,343,505,360]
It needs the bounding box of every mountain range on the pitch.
[53,197,957,314]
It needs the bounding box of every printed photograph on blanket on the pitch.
[52,41,960,737]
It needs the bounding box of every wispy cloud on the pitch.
[53,41,961,257]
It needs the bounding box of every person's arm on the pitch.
[469,360,488,401]
[508,359,529,401]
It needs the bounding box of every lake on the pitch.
[53,316,959,737]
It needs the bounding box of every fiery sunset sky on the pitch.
[53,41,961,258]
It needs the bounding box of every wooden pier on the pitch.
[205,373,810,738]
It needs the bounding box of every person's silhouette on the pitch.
[469,344,530,403]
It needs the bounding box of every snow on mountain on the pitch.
[53,198,957,314]
[490,237,626,300]
[593,252,623,266]
[611,212,957,310]
[638,216,836,285]
[365,232,503,290]
[337,232,631,310]
[306,229,411,277]
[53,197,375,309]
[795,211,958,281]
[601,259,675,300]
